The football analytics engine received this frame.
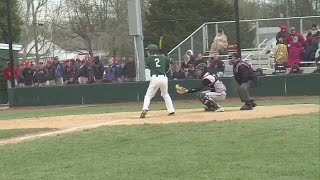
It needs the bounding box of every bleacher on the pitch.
[204,36,317,76]
[202,47,317,76]
[167,16,319,76]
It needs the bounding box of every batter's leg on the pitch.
[159,77,175,114]
[142,79,159,111]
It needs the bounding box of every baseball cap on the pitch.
[280,25,287,30]
[145,44,159,51]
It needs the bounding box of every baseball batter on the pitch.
[140,44,175,118]
[176,63,226,112]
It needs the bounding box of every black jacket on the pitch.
[276,31,289,44]
[194,58,207,68]
[47,66,55,81]
[94,62,105,80]
[78,64,89,78]
[65,65,76,79]
[172,70,186,79]
[123,61,136,78]
[22,68,34,85]
[233,60,257,84]
[187,70,197,79]
[34,68,47,83]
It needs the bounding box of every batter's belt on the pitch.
[151,74,166,77]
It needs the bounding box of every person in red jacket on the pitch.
[284,26,306,48]
[3,61,20,88]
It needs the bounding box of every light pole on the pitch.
[128,0,145,81]
[285,0,290,28]
[234,0,241,57]
[5,0,15,88]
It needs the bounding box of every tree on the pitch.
[20,0,54,62]
[63,0,133,57]
[237,0,319,20]
[0,0,22,43]
[64,0,98,56]
[144,0,234,54]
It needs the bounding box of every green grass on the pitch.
[0,113,319,180]
[0,128,54,139]
[0,98,319,121]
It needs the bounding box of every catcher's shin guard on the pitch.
[197,92,220,110]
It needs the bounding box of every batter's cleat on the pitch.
[140,110,148,118]
[204,107,216,112]
[168,112,175,116]
[215,107,225,112]
[240,103,253,110]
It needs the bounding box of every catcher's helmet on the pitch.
[203,72,211,78]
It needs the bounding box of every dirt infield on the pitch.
[0,104,319,145]
[2,96,317,111]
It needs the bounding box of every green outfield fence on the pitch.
[0,44,22,104]
[6,74,320,107]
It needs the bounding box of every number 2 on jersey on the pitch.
[155,58,161,67]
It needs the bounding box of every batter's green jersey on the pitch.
[145,54,172,76]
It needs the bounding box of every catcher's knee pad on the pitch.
[197,92,219,109]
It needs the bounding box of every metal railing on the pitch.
[258,38,268,67]
[168,16,320,65]
[168,23,207,65]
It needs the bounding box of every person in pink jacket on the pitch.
[287,36,303,67]
[284,27,306,48]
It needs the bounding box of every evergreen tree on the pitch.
[0,0,22,43]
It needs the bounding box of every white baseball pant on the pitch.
[142,75,175,113]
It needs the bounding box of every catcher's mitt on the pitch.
[175,84,188,94]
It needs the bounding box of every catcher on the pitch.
[176,63,226,112]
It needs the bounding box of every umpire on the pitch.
[229,53,257,110]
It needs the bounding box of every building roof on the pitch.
[0,43,23,51]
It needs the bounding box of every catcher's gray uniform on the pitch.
[187,72,226,111]
[201,73,226,102]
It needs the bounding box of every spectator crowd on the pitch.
[274,24,320,68]
[4,24,320,88]
[3,55,137,88]
[171,50,226,80]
